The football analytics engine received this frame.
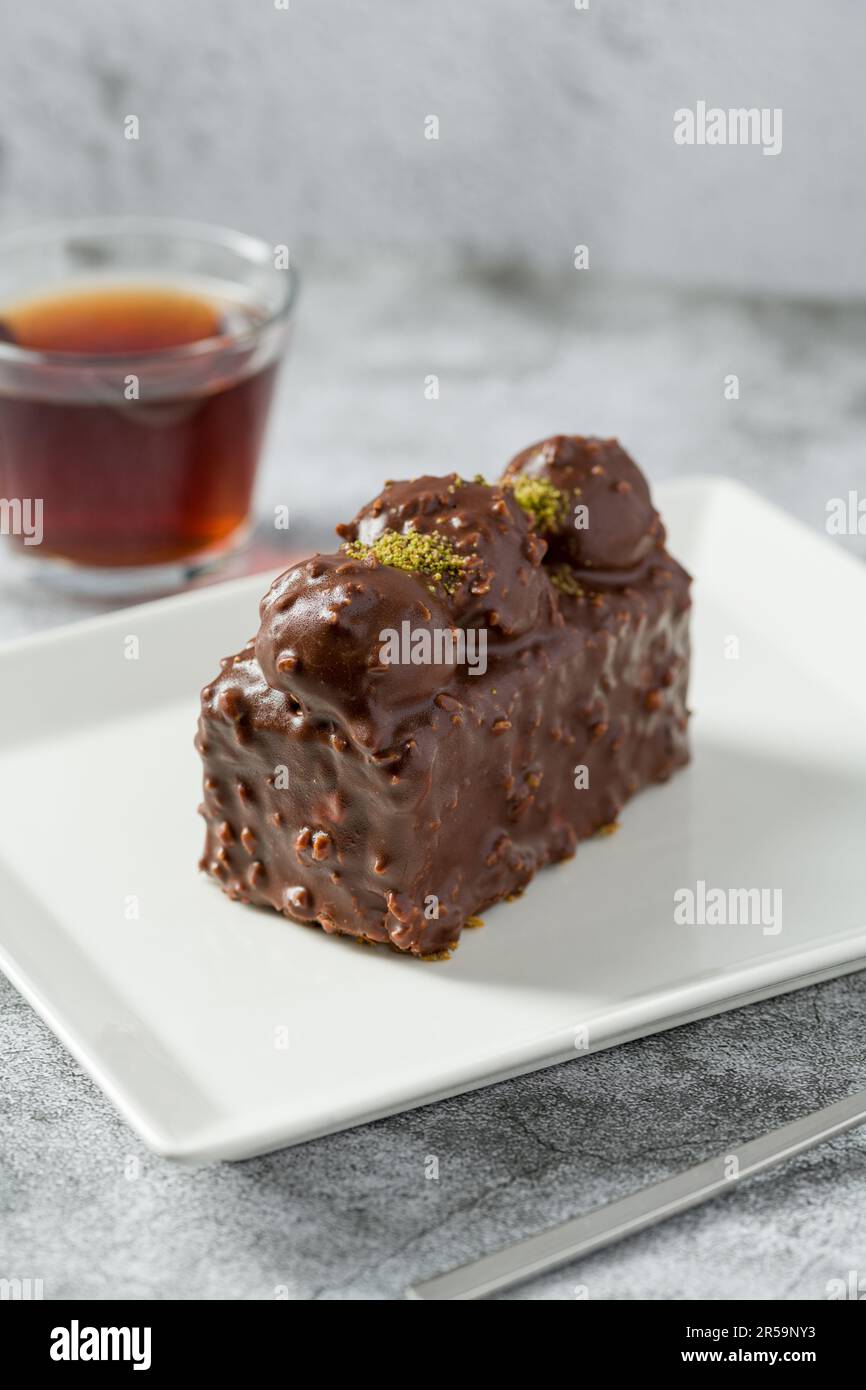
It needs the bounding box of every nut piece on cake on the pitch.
[196,436,691,956]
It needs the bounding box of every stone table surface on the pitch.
[1,259,865,1300]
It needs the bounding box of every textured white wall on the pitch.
[0,0,863,296]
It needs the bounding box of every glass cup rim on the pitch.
[0,215,299,369]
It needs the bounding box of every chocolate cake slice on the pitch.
[196,436,691,957]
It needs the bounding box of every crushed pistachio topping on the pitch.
[343,528,468,595]
[504,475,567,532]
[550,565,585,598]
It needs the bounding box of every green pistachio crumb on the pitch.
[550,566,585,598]
[343,528,468,595]
[505,475,566,532]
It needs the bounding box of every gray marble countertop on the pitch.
[2,260,865,1300]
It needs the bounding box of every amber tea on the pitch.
[0,279,281,570]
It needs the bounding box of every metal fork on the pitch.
[407,1088,866,1300]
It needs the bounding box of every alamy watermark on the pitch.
[0,497,43,545]
[379,621,488,676]
[826,491,865,535]
[674,102,782,157]
[674,879,782,936]
[1,1276,44,1299]
[50,1322,151,1370]
[826,1270,866,1300]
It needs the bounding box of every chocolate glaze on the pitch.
[503,434,665,581]
[337,474,552,638]
[256,553,458,749]
[197,436,691,957]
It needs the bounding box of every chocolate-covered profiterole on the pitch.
[502,435,665,583]
[256,552,458,746]
[338,474,553,637]
[197,435,691,957]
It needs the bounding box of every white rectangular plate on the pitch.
[1,478,865,1162]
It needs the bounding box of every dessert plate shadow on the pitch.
[1,477,865,1162]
